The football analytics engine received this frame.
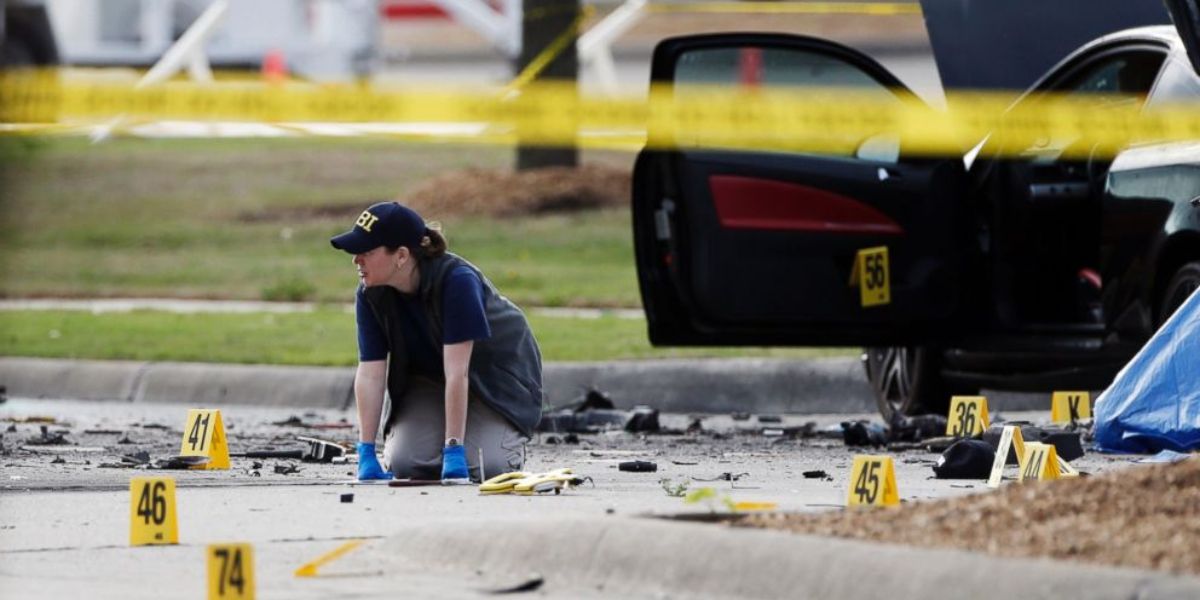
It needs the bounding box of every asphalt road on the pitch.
[1,398,1135,599]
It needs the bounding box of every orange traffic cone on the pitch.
[261,48,287,84]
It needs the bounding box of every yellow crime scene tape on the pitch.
[646,2,921,15]
[3,70,1200,158]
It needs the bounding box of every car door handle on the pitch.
[877,167,903,182]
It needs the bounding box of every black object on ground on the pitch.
[802,470,829,479]
[25,425,69,446]
[889,413,949,443]
[273,463,301,475]
[618,460,657,473]
[536,388,660,434]
[122,451,151,465]
[340,493,354,503]
[757,414,783,423]
[625,406,660,433]
[933,439,995,479]
[692,472,749,482]
[0,385,6,404]
[488,575,544,594]
[731,412,751,421]
[232,449,306,459]
[841,420,887,447]
[156,455,209,469]
[983,425,1086,463]
[577,389,615,411]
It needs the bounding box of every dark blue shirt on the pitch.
[356,266,492,378]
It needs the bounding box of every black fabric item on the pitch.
[842,420,888,447]
[983,425,1085,463]
[933,439,995,479]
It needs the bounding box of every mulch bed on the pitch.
[402,164,631,218]
[739,457,1200,575]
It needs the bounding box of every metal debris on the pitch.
[25,426,70,446]
[273,463,301,475]
[121,451,151,465]
[155,455,209,469]
[692,472,749,482]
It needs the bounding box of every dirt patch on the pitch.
[739,458,1200,575]
[401,164,631,218]
[236,163,632,222]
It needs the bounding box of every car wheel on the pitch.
[1158,261,1200,326]
[862,346,953,423]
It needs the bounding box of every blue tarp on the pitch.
[1095,287,1200,453]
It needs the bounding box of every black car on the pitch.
[632,2,1200,420]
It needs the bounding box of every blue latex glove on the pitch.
[356,442,392,481]
[441,443,469,481]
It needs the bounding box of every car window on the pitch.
[1050,50,1166,102]
[1008,49,1168,160]
[671,46,902,161]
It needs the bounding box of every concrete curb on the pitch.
[372,516,1200,600]
[0,356,877,414]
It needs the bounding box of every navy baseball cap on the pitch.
[330,202,427,254]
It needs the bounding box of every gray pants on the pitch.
[382,376,527,481]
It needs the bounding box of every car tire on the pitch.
[863,346,955,423]
[1158,261,1200,326]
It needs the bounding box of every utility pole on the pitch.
[515,0,581,171]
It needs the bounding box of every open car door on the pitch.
[1167,0,1200,74]
[633,34,978,347]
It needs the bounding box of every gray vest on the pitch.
[362,252,543,436]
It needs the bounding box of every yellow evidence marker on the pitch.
[129,476,178,546]
[846,455,899,507]
[986,426,1028,488]
[1018,443,1061,482]
[1051,391,1091,424]
[180,409,230,470]
[946,395,990,437]
[849,246,890,307]
[208,543,254,600]
[1056,455,1080,478]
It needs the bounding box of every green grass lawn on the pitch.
[0,137,638,307]
[0,136,852,364]
[0,310,853,365]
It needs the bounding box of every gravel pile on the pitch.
[740,457,1200,575]
[402,164,631,218]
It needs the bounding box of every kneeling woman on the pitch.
[331,202,543,481]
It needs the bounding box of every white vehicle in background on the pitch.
[1,0,379,81]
